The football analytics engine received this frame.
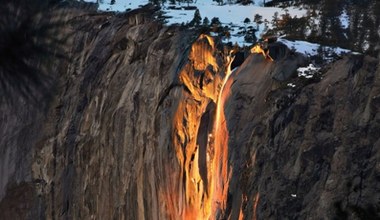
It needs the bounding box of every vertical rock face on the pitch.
[1,5,380,220]
[0,6,199,219]
[0,6,228,220]
[35,9,217,220]
[224,54,380,219]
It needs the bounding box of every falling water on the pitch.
[170,35,239,219]
[168,36,271,219]
[207,51,235,219]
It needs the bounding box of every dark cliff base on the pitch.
[0,3,379,220]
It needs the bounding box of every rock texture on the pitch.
[225,54,380,219]
[0,4,380,220]
[0,5,202,219]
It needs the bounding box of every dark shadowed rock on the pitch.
[268,42,308,81]
[223,54,380,219]
[231,51,246,70]
[0,5,199,219]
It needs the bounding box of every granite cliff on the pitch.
[0,4,379,220]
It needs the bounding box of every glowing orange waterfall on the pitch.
[169,34,220,220]
[207,51,235,219]
[167,35,274,219]
[169,35,239,220]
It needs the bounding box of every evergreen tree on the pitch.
[211,17,221,32]
[189,9,202,26]
[211,17,221,26]
[244,26,257,43]
[319,0,345,46]
[225,30,231,42]
[271,11,279,30]
[186,0,193,7]
[203,17,210,26]
[254,14,263,29]
[243,17,250,33]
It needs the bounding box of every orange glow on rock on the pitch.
[251,44,274,61]
[189,34,218,72]
[171,34,226,220]
[171,35,238,219]
[208,51,235,219]
[238,207,244,220]
[253,193,260,220]
[169,35,269,219]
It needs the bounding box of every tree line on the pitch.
[266,0,380,56]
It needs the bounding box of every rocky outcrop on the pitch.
[0,5,201,219]
[224,54,380,219]
[0,4,379,220]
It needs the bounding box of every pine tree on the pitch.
[211,17,221,32]
[319,0,345,46]
[254,14,263,29]
[243,17,250,33]
[203,17,210,26]
[225,30,231,42]
[244,17,251,24]
[271,12,279,34]
[211,17,221,26]
[186,0,192,7]
[189,9,202,26]
[244,26,257,43]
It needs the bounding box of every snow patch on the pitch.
[279,38,353,57]
[297,63,320,79]
[340,10,349,29]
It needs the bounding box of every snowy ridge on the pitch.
[82,0,357,57]
[83,0,307,45]
[162,0,307,45]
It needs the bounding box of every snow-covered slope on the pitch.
[279,38,353,57]
[83,0,356,58]
[163,1,307,44]
[85,0,306,44]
